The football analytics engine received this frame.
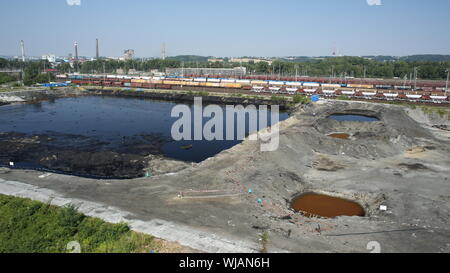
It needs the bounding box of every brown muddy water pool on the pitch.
[327,133,351,140]
[291,193,365,218]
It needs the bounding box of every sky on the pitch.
[0,0,449,58]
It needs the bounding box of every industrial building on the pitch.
[123,49,135,60]
[230,58,273,65]
[166,67,247,77]
[41,54,56,63]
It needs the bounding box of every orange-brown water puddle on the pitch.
[328,133,350,139]
[291,193,365,218]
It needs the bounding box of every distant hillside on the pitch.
[166,55,210,62]
[363,56,399,62]
[400,55,450,62]
[363,55,450,62]
[166,54,450,63]
[279,56,318,63]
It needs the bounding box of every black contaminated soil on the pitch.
[0,132,165,179]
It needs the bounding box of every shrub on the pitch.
[292,94,309,104]
[0,195,159,253]
[57,204,84,235]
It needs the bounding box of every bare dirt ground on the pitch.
[0,90,449,253]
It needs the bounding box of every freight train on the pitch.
[56,74,449,104]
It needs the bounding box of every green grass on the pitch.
[185,90,209,96]
[292,94,310,104]
[418,105,450,120]
[0,194,162,253]
[336,95,350,101]
[0,86,27,93]
[270,95,287,102]
[259,231,269,253]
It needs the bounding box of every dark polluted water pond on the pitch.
[291,193,365,218]
[0,96,288,178]
[328,114,379,122]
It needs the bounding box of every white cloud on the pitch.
[367,0,382,6]
[66,0,81,6]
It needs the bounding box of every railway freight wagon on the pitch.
[60,74,448,104]
[189,73,447,90]
[347,84,375,89]
[429,93,449,103]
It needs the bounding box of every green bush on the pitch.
[0,194,158,253]
[0,73,18,84]
[292,94,309,104]
[57,204,84,234]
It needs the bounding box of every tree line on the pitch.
[70,57,450,80]
[0,58,55,85]
[1,57,449,84]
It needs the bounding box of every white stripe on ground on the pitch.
[0,178,266,253]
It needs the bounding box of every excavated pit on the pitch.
[291,193,365,218]
[309,108,397,160]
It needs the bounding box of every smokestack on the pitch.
[74,41,79,72]
[161,43,166,60]
[96,38,99,59]
[20,40,25,62]
[74,41,79,61]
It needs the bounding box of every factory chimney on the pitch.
[74,41,79,72]
[96,38,99,60]
[161,43,166,60]
[74,41,79,61]
[20,40,25,62]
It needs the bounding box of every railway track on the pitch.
[59,74,449,105]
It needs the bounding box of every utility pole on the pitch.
[445,68,449,94]
[102,62,106,86]
[278,63,281,80]
[414,67,419,90]
[181,62,184,78]
[330,65,334,84]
